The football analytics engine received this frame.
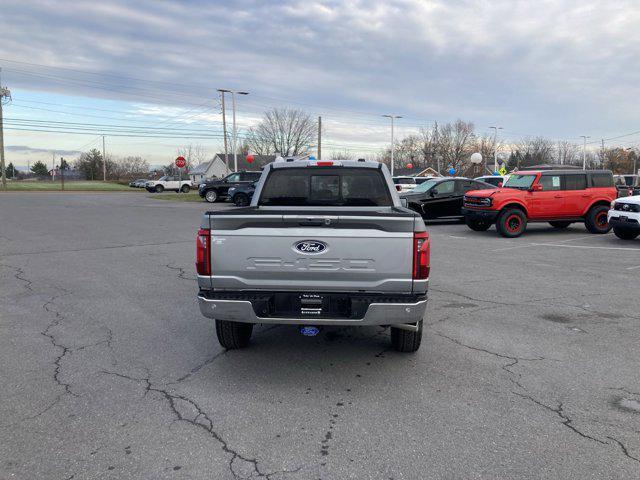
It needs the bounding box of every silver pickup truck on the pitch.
[196,159,430,352]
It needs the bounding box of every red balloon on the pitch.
[406,163,413,169]
[246,154,254,164]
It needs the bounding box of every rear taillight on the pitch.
[316,161,334,166]
[396,185,402,192]
[412,231,430,280]
[196,228,211,276]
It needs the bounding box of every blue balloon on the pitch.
[309,156,316,161]
[448,168,455,175]
[493,171,500,175]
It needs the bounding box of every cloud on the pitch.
[6,145,82,156]
[1,0,639,151]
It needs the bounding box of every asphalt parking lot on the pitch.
[1,192,639,480]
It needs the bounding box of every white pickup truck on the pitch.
[145,175,192,193]
[195,159,430,352]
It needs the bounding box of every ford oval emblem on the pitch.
[294,240,327,254]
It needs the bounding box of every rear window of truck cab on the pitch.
[258,167,393,206]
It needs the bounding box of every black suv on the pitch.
[198,171,262,203]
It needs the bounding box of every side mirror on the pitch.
[430,189,438,197]
[400,198,408,208]
[529,184,543,192]
[497,182,503,188]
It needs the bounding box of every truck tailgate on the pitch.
[207,211,416,293]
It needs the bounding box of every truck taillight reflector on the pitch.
[316,161,334,166]
[412,231,430,280]
[196,228,211,276]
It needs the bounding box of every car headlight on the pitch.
[610,200,616,208]
[228,187,236,194]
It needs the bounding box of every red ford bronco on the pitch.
[461,169,617,237]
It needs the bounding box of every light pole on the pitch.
[489,126,503,172]
[382,115,402,176]
[218,89,249,172]
[580,135,590,170]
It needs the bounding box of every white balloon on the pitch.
[470,152,483,164]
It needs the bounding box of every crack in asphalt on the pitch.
[436,332,545,391]
[42,290,79,398]
[1,263,35,292]
[170,350,228,384]
[100,370,301,479]
[165,263,195,282]
[513,392,606,444]
[0,239,193,259]
[607,436,640,464]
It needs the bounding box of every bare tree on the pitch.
[330,149,355,160]
[556,141,578,165]
[437,120,475,173]
[246,108,316,156]
[509,136,555,169]
[111,156,150,180]
[177,144,208,169]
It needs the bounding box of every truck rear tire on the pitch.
[390,321,422,353]
[496,208,527,238]
[613,227,640,240]
[549,221,571,229]
[465,217,491,231]
[585,205,611,234]
[215,320,253,349]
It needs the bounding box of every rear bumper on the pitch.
[197,290,428,327]
[461,207,499,222]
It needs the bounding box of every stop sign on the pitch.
[175,156,186,168]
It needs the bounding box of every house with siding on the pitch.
[189,154,275,183]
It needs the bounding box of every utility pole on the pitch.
[489,126,503,172]
[219,89,249,172]
[601,139,605,168]
[382,114,402,176]
[580,135,590,170]
[102,135,106,181]
[218,89,229,172]
[52,152,56,181]
[60,157,65,191]
[0,68,11,190]
[317,116,322,160]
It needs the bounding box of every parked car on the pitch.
[462,169,617,237]
[229,182,257,206]
[145,175,193,193]
[129,178,149,188]
[198,171,262,203]
[392,176,417,193]
[609,195,640,240]
[196,159,430,352]
[414,176,437,185]
[614,174,640,197]
[475,175,508,188]
[400,177,496,219]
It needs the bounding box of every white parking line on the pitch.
[493,235,595,252]
[448,235,467,239]
[626,265,640,270]
[530,243,640,252]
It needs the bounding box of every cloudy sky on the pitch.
[1,0,639,167]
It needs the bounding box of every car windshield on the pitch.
[504,174,536,189]
[411,179,440,193]
[158,176,168,181]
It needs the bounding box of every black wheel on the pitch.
[154,185,164,193]
[465,217,492,231]
[180,185,190,193]
[390,321,423,353]
[233,193,250,207]
[204,190,218,203]
[549,221,572,229]
[496,208,527,238]
[613,227,640,240]
[585,205,611,234]
[215,320,253,349]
